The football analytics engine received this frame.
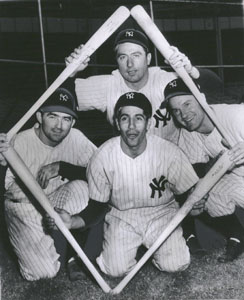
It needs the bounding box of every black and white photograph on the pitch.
[0,1,244,299]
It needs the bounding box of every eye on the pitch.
[63,117,72,123]
[172,109,181,116]
[133,53,140,58]
[120,115,128,122]
[118,55,126,61]
[136,115,144,121]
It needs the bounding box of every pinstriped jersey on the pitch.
[178,104,244,176]
[4,127,96,201]
[75,67,179,142]
[87,134,199,211]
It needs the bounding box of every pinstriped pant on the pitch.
[5,180,88,281]
[206,172,244,217]
[97,205,190,277]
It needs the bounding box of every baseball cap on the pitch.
[114,92,152,118]
[114,28,149,52]
[39,87,78,118]
[164,78,200,102]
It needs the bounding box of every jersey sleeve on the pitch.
[67,129,97,167]
[87,150,111,203]
[75,75,112,112]
[167,146,199,195]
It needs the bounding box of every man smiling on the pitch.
[165,78,244,262]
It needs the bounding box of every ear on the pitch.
[71,119,76,127]
[146,118,152,131]
[115,118,120,132]
[147,53,152,66]
[36,112,42,124]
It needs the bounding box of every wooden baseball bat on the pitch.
[7,5,130,140]
[130,5,234,148]
[3,146,111,293]
[112,150,233,294]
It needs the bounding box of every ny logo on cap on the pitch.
[169,80,177,88]
[126,92,134,99]
[60,93,69,101]
[125,30,134,37]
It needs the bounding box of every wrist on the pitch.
[71,215,85,229]
[188,66,200,79]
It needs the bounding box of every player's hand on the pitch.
[190,196,207,216]
[0,133,9,166]
[228,142,244,167]
[65,44,90,77]
[37,162,60,189]
[165,46,200,79]
[44,208,72,230]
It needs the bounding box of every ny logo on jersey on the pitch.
[150,175,168,198]
[60,93,69,101]
[153,109,171,128]
[125,30,134,37]
[126,92,135,99]
[169,80,177,88]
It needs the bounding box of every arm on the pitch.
[0,133,9,166]
[48,200,110,230]
[165,46,200,79]
[37,161,87,189]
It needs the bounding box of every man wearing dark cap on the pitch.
[54,92,202,277]
[65,28,200,143]
[0,87,97,280]
[165,78,244,263]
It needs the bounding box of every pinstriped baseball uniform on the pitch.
[178,104,244,217]
[87,134,199,276]
[75,67,180,143]
[4,126,96,281]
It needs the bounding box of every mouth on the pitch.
[183,116,194,126]
[127,70,137,76]
[127,132,138,139]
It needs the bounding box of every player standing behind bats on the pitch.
[165,78,244,263]
[0,88,98,281]
[50,92,205,277]
[65,28,200,145]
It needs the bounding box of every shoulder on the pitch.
[98,136,119,152]
[147,134,180,153]
[66,128,96,147]
[14,128,35,142]
[212,103,244,116]
[148,67,177,82]
[90,137,119,165]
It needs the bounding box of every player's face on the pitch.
[36,111,75,146]
[116,106,151,155]
[116,42,151,90]
[169,95,208,132]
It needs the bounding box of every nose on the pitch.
[181,108,188,119]
[55,117,63,129]
[127,56,133,67]
[128,118,135,129]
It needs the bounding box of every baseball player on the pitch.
[0,87,97,281]
[164,78,244,262]
[65,28,200,144]
[53,92,204,277]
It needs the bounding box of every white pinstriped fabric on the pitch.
[75,67,180,143]
[4,127,96,280]
[87,134,199,276]
[178,104,244,217]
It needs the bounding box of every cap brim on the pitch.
[165,91,192,102]
[40,105,77,118]
[115,39,148,51]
